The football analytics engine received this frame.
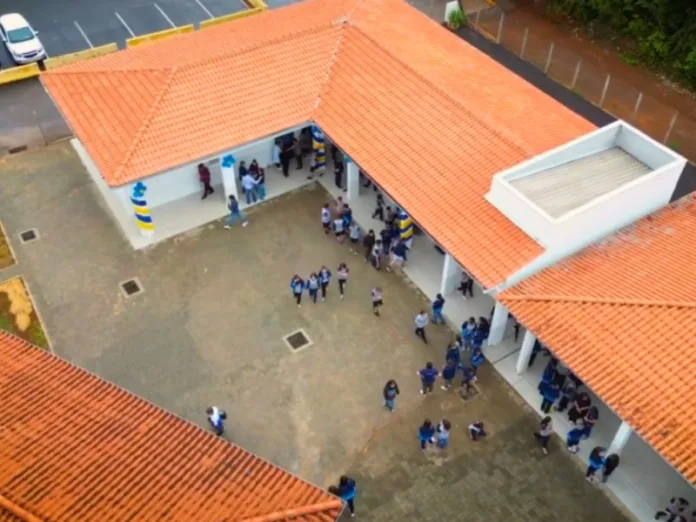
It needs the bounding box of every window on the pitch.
[7,27,34,43]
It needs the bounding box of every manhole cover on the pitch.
[283,329,313,353]
[120,277,143,298]
[19,229,39,244]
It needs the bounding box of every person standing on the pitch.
[419,419,436,451]
[290,275,305,307]
[272,139,282,168]
[333,215,346,245]
[582,405,599,439]
[224,195,248,228]
[337,262,349,299]
[372,193,384,221]
[461,317,476,351]
[337,475,357,518]
[568,391,592,424]
[556,377,577,412]
[371,287,383,316]
[241,171,258,204]
[472,317,490,350]
[470,348,485,376]
[387,240,407,272]
[415,311,429,344]
[371,240,383,270]
[293,135,303,169]
[586,446,607,482]
[431,293,446,324]
[334,159,344,190]
[348,222,361,255]
[441,359,457,390]
[321,203,332,235]
[540,381,560,414]
[445,340,461,366]
[437,419,452,450]
[198,163,214,199]
[319,265,332,302]
[469,422,487,441]
[457,271,474,298]
[280,142,291,177]
[307,273,320,303]
[601,454,620,483]
[383,379,400,411]
[206,406,226,436]
[534,416,553,455]
[380,226,392,261]
[418,361,439,395]
[566,419,584,453]
[362,229,376,263]
[253,167,266,201]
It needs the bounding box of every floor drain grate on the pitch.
[19,229,39,244]
[8,145,28,155]
[283,329,313,353]
[120,277,143,298]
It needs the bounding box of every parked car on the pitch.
[0,13,46,64]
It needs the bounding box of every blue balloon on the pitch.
[221,154,236,168]
[132,181,148,199]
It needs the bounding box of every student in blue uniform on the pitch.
[318,265,332,302]
[582,405,599,439]
[418,361,439,395]
[338,475,357,517]
[538,359,558,393]
[459,363,475,395]
[306,272,320,303]
[419,419,436,451]
[437,419,452,450]
[445,340,461,366]
[321,203,332,234]
[290,275,305,307]
[348,222,361,255]
[566,420,585,453]
[441,359,458,390]
[470,348,485,374]
[383,379,400,411]
[461,317,476,351]
[586,446,607,482]
[540,381,560,413]
[431,293,446,324]
[206,406,227,436]
[473,317,490,350]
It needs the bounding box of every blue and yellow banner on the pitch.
[131,181,154,236]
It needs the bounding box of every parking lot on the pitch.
[0,0,250,67]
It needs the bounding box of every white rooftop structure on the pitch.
[486,120,686,249]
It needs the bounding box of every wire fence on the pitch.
[471,8,696,163]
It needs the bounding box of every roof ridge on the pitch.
[502,294,696,309]
[43,67,169,76]
[240,500,345,522]
[0,494,43,522]
[312,18,351,110]
[113,67,179,181]
[345,22,535,159]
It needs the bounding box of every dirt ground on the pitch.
[475,1,696,162]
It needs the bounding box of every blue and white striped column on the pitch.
[312,125,325,173]
[131,181,154,237]
[399,210,414,249]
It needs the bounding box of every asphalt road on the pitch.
[0,0,248,67]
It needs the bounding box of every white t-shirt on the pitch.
[242,174,257,191]
[322,208,331,223]
[209,407,222,425]
[415,314,428,328]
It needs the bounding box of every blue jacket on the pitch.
[543,384,560,402]
[419,424,435,441]
[419,367,439,384]
[471,350,485,368]
[442,363,457,380]
[445,346,461,364]
[567,427,584,443]
[290,279,305,294]
[392,242,408,259]
[339,478,356,500]
[432,296,445,311]
[319,270,332,284]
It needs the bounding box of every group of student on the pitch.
[414,336,484,397]
[238,159,267,205]
[655,497,696,522]
[289,264,350,305]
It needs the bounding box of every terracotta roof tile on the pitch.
[499,195,696,484]
[0,330,342,522]
[42,0,596,287]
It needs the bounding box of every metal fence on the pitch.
[471,8,696,164]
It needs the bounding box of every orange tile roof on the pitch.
[42,0,595,287]
[499,194,696,485]
[0,330,343,522]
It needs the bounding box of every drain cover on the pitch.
[283,329,313,352]
[19,229,39,243]
[120,277,143,298]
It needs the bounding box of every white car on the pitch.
[0,13,46,65]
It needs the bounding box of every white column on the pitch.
[439,253,460,296]
[488,301,509,346]
[516,330,536,374]
[608,421,633,455]
[346,156,359,202]
[220,154,239,201]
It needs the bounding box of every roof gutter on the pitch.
[0,494,45,522]
[240,499,345,522]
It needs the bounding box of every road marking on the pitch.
[154,3,176,28]
[195,0,214,19]
[114,12,136,37]
[73,21,94,48]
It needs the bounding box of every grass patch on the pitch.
[0,278,49,349]
[0,223,15,269]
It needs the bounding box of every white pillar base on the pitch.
[221,161,239,201]
[346,159,359,202]
[439,253,460,296]
[488,301,509,346]
[608,421,633,455]
[516,330,536,374]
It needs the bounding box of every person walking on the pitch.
[241,171,258,204]
[198,163,214,199]
[371,240,383,270]
[387,240,407,272]
[319,265,332,302]
[457,271,474,298]
[379,226,392,260]
[306,273,320,303]
[469,422,487,441]
[337,262,349,299]
[371,287,383,316]
[224,195,248,228]
[206,406,226,436]
[363,229,376,263]
[290,275,305,307]
[418,361,439,395]
[534,416,553,455]
[540,381,560,414]
[601,454,620,483]
[582,405,599,439]
[431,293,446,324]
[333,214,346,245]
[441,359,457,390]
[415,311,429,344]
[418,419,436,451]
[372,193,384,221]
[566,419,584,453]
[337,475,357,518]
[586,446,607,482]
[348,222,361,255]
[321,203,332,235]
[437,419,452,451]
[383,379,400,411]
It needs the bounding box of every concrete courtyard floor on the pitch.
[0,142,632,521]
